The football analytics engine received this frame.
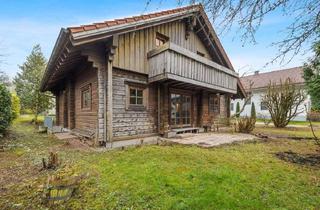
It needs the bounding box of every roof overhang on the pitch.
[41,4,238,92]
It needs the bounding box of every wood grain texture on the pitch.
[113,20,211,74]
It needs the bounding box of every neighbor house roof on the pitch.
[240,67,304,90]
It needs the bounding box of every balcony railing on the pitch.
[147,42,238,94]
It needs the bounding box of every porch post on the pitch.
[63,86,68,128]
[106,35,118,143]
[160,83,170,134]
[55,92,59,126]
[67,78,75,129]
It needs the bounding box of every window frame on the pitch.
[80,84,92,111]
[125,83,147,111]
[129,87,144,106]
[230,102,234,111]
[260,101,268,110]
[155,32,169,47]
[209,94,220,114]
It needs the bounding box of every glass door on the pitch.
[170,93,191,127]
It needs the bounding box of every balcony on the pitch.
[147,42,238,94]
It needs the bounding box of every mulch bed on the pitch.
[275,151,320,167]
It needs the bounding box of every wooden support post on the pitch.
[106,35,118,143]
[106,59,113,142]
[157,83,161,133]
[67,79,75,129]
[55,92,59,126]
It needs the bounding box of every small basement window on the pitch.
[155,32,169,47]
[129,87,144,105]
[81,84,91,110]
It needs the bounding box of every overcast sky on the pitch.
[0,0,313,79]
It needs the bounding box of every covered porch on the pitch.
[147,42,240,137]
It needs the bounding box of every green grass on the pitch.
[254,124,320,138]
[0,117,320,209]
[256,118,320,126]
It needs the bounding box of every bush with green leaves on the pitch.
[235,102,240,117]
[236,116,256,133]
[11,93,21,120]
[0,84,12,134]
[251,102,256,119]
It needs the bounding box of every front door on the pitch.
[170,93,191,128]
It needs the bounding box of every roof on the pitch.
[240,67,304,90]
[41,4,243,96]
[68,5,199,34]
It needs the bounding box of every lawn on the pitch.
[254,124,320,138]
[0,117,319,209]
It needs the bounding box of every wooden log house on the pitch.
[40,4,246,145]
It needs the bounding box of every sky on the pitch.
[0,0,313,79]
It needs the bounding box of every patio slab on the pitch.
[167,132,257,147]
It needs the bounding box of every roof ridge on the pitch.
[68,4,201,33]
[243,66,303,78]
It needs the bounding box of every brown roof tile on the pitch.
[240,67,304,90]
[68,4,200,34]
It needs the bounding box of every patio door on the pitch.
[170,93,191,128]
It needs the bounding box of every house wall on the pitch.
[230,89,311,121]
[112,68,157,138]
[74,65,99,131]
[113,20,212,75]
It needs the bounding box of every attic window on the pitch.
[197,51,205,57]
[155,32,169,47]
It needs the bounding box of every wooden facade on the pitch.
[41,4,244,144]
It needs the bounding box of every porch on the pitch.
[148,42,238,136]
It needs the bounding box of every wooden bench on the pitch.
[172,127,200,134]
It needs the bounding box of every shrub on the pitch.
[307,111,320,122]
[261,79,305,128]
[251,102,256,119]
[11,93,21,120]
[236,116,256,133]
[235,102,240,117]
[0,84,12,134]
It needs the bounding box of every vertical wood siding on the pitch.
[113,20,212,74]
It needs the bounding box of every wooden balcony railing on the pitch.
[147,42,238,93]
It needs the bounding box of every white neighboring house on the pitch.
[231,67,311,121]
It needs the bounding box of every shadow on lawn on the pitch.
[275,151,320,167]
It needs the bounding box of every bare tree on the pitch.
[262,79,306,128]
[149,0,320,63]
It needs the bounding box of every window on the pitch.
[245,97,251,105]
[260,101,268,110]
[81,84,91,110]
[230,103,234,111]
[209,94,220,113]
[129,87,143,105]
[171,93,191,126]
[155,32,169,47]
[197,51,205,57]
